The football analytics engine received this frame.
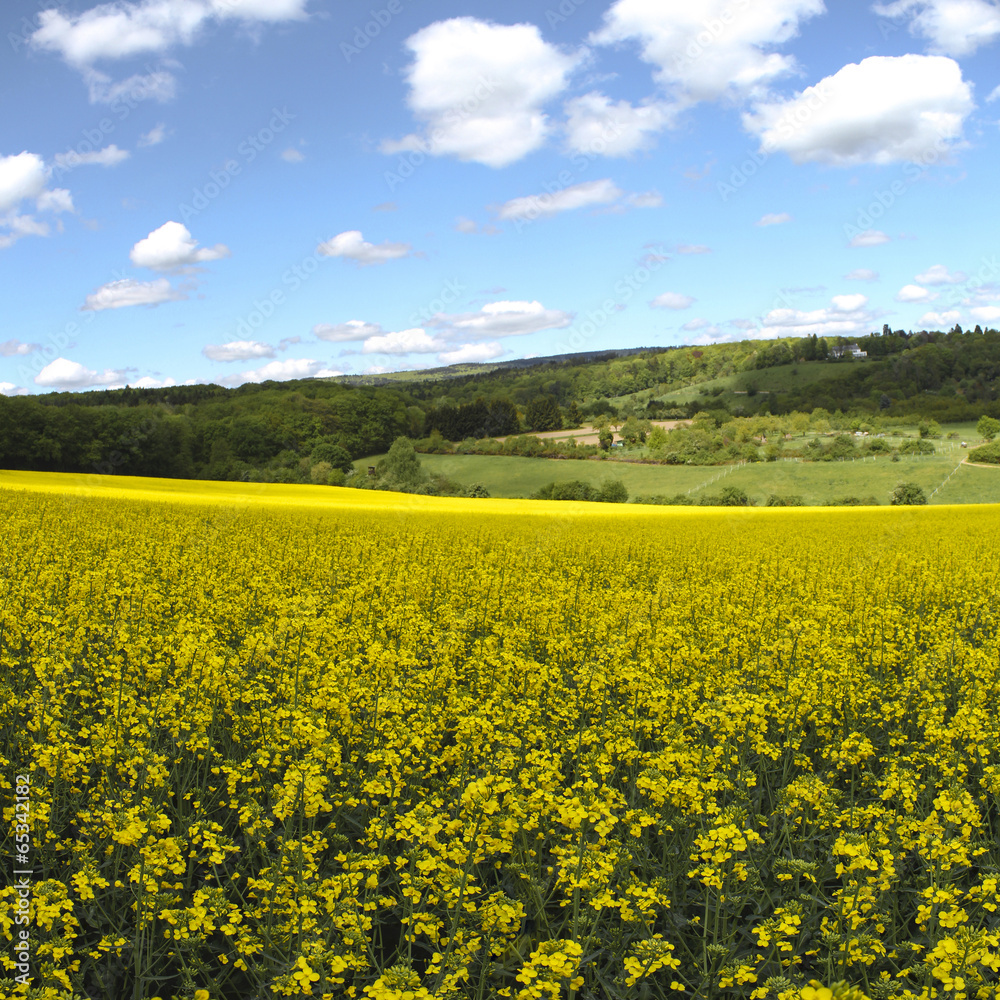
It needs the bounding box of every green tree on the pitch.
[311,441,354,472]
[525,397,562,432]
[977,415,1000,441]
[376,437,426,490]
[598,426,614,451]
[620,415,646,446]
[890,482,927,506]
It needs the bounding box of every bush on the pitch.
[897,439,935,455]
[765,494,805,507]
[967,441,1000,464]
[977,415,1000,441]
[890,482,928,506]
[596,479,629,504]
[825,496,879,506]
[464,483,491,498]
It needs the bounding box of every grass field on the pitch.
[356,449,999,504]
[4,472,1000,999]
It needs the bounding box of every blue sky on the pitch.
[2,0,1000,393]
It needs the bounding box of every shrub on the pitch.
[464,483,491,498]
[967,441,1000,464]
[897,439,935,455]
[765,494,805,507]
[890,482,928,506]
[596,479,629,504]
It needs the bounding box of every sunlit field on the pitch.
[2,472,1000,1000]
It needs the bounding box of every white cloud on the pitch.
[0,382,28,396]
[845,268,880,281]
[682,318,716,332]
[130,220,230,271]
[744,55,973,165]
[138,123,168,146]
[85,69,176,105]
[313,320,383,342]
[35,357,126,389]
[203,340,275,361]
[0,152,47,212]
[229,358,335,385]
[497,179,624,220]
[591,0,825,104]
[82,277,185,311]
[751,293,875,338]
[756,212,792,226]
[429,300,572,338]
[915,263,968,284]
[1,339,41,356]
[36,188,75,213]
[317,230,412,266]
[281,148,304,162]
[677,244,711,254]
[0,214,49,249]
[850,229,891,247]
[896,284,937,302]
[627,190,664,208]
[53,145,130,169]
[989,84,1000,102]
[132,375,178,388]
[651,292,695,309]
[453,216,500,235]
[563,92,674,157]
[970,306,1000,323]
[31,0,308,66]
[872,0,1000,57]
[918,309,962,327]
[382,17,580,168]
[362,329,445,355]
[437,341,505,364]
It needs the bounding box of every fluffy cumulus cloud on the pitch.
[0,151,76,249]
[130,221,230,272]
[362,329,445,355]
[230,358,342,385]
[0,382,29,396]
[896,284,937,302]
[428,300,572,338]
[34,357,127,389]
[202,340,275,362]
[915,263,968,284]
[31,0,308,66]
[313,320,383,342]
[382,17,580,168]
[744,54,973,165]
[918,309,962,327]
[845,268,880,281]
[750,293,876,338]
[437,341,505,364]
[563,92,674,157]
[317,230,412,266]
[850,230,891,247]
[82,277,185,311]
[970,306,1000,323]
[591,0,825,104]
[872,0,1000,57]
[651,292,695,309]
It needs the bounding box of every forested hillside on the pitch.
[1,327,998,483]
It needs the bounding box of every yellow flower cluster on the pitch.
[1,474,1000,1000]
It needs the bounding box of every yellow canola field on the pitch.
[1,472,999,1000]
